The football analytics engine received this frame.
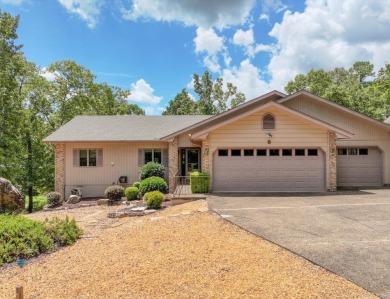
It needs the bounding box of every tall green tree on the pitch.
[169,70,246,115]
[193,70,215,115]
[162,89,196,115]
[0,11,25,184]
[284,61,390,120]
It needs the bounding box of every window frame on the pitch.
[77,148,101,167]
[144,148,162,164]
[218,149,229,156]
[244,149,254,156]
[231,149,242,156]
[262,113,276,130]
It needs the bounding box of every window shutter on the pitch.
[162,149,168,166]
[73,149,79,167]
[97,149,103,166]
[138,149,144,167]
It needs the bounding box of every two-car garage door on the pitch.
[213,148,325,192]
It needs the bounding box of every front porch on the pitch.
[171,175,209,200]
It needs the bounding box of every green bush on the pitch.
[144,191,165,209]
[25,196,47,212]
[133,181,141,189]
[104,185,124,201]
[46,192,63,206]
[139,176,168,195]
[44,216,83,246]
[0,215,52,266]
[139,162,165,180]
[125,187,139,201]
[190,172,210,193]
[0,215,82,266]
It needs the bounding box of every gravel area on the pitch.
[0,200,377,298]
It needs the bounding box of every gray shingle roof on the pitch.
[43,115,211,142]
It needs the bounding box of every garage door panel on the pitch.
[213,150,325,192]
[337,147,382,186]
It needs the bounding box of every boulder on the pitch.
[67,195,81,204]
[0,178,24,213]
[97,198,110,205]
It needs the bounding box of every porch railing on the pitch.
[172,175,191,198]
[172,174,210,198]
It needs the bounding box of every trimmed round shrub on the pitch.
[46,192,63,206]
[139,176,168,195]
[104,185,124,201]
[125,187,139,201]
[139,162,165,180]
[133,181,141,189]
[144,191,165,209]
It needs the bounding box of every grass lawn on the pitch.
[24,195,47,212]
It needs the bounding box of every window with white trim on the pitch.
[73,149,103,167]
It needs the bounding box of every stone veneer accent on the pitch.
[328,131,337,191]
[55,143,66,199]
[201,139,210,173]
[168,138,178,193]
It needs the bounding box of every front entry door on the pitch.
[180,149,200,176]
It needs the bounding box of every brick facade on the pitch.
[55,143,66,199]
[168,138,178,193]
[328,131,337,192]
[201,139,209,173]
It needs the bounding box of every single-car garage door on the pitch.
[213,148,325,192]
[337,147,382,186]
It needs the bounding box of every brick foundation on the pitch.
[168,138,178,193]
[55,143,66,199]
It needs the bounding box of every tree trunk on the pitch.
[27,132,33,213]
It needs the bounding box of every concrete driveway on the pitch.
[208,189,390,299]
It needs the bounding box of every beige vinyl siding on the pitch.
[64,142,168,198]
[206,107,331,189]
[178,133,201,147]
[283,94,390,184]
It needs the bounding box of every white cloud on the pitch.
[221,59,271,101]
[40,68,59,82]
[259,13,270,22]
[0,0,25,5]
[232,28,254,46]
[232,27,274,58]
[126,79,163,105]
[57,0,104,29]
[194,27,224,55]
[121,0,255,29]
[261,0,287,14]
[143,105,165,115]
[203,56,221,73]
[194,27,226,73]
[267,0,390,90]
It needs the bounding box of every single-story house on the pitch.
[44,90,390,199]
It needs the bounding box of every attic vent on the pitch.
[263,114,275,130]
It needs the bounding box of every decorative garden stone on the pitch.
[67,195,81,204]
[0,178,24,212]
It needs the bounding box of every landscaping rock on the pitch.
[130,207,147,211]
[67,195,81,204]
[0,178,24,212]
[97,199,110,205]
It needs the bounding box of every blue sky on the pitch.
[1,0,390,115]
